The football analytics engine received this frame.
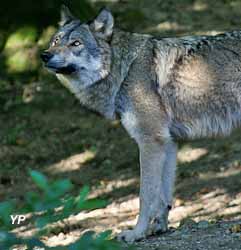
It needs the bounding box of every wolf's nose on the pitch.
[41,52,53,63]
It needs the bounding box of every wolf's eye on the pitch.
[71,40,82,47]
[52,37,60,46]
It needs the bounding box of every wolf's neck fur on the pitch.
[71,29,149,119]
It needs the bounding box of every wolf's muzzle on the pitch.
[41,52,54,63]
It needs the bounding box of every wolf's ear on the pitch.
[59,5,75,26]
[90,8,114,40]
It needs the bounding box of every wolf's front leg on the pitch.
[118,140,169,242]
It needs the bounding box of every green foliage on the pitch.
[6,49,38,73]
[3,26,39,73]
[5,26,37,50]
[0,170,126,250]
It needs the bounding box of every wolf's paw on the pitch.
[117,229,146,243]
[151,217,168,235]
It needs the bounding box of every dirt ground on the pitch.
[0,0,241,249]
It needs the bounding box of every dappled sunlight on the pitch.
[170,189,241,226]
[44,197,139,247]
[68,184,240,235]
[46,150,96,174]
[194,30,225,36]
[6,48,38,73]
[1,23,55,77]
[4,26,37,49]
[178,146,208,163]
[90,178,138,199]
[146,21,191,34]
[36,185,241,247]
[9,181,241,247]
[4,26,39,73]
[199,164,241,180]
[191,1,208,12]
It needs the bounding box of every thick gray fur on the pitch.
[42,6,241,242]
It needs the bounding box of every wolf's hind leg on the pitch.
[151,141,177,234]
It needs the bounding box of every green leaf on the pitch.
[62,197,75,216]
[69,231,95,250]
[77,198,108,211]
[77,186,90,203]
[33,199,62,212]
[0,201,14,227]
[36,215,51,228]
[25,191,40,207]
[75,186,92,210]
[30,170,48,190]
[51,179,73,197]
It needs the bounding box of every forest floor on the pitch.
[0,0,241,249]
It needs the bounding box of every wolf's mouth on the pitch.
[46,64,77,75]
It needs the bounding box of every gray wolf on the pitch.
[41,5,241,243]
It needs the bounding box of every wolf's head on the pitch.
[41,6,114,93]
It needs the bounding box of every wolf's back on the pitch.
[153,31,241,138]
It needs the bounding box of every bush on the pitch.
[0,170,129,250]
